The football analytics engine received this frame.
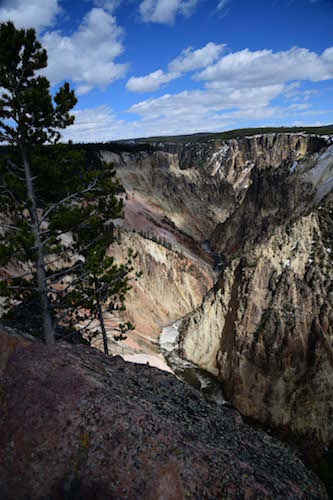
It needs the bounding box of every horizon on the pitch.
[0,0,333,142]
[65,124,333,145]
[115,123,333,142]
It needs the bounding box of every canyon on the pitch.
[1,130,333,497]
[96,132,333,449]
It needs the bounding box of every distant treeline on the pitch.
[0,141,155,157]
[130,124,333,145]
[1,125,332,156]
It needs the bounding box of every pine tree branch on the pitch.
[45,234,104,267]
[10,269,34,280]
[46,264,86,287]
[94,273,128,296]
[7,285,38,291]
[47,269,90,294]
[0,176,27,206]
[41,208,100,246]
[0,155,25,173]
[0,224,22,231]
[7,159,22,172]
[73,317,98,334]
[38,178,98,228]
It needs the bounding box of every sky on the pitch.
[0,0,333,142]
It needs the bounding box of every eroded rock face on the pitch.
[0,329,326,499]
[101,133,333,442]
[102,133,328,241]
[91,230,214,366]
[180,198,333,445]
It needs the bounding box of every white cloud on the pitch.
[63,41,333,141]
[129,84,284,118]
[122,45,332,137]
[125,84,285,136]
[216,0,229,11]
[126,42,226,93]
[0,0,60,31]
[126,70,180,93]
[169,42,226,72]
[213,0,231,18]
[196,47,333,87]
[42,8,128,92]
[62,102,235,141]
[61,85,331,142]
[139,0,198,24]
[287,103,311,111]
[93,0,122,12]
[61,106,126,142]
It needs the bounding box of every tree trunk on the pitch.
[20,144,55,345]
[96,292,109,355]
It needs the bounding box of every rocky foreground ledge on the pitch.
[0,329,326,499]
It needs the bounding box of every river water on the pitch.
[160,321,226,404]
[201,240,225,278]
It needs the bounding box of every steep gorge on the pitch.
[100,132,333,447]
[2,132,332,450]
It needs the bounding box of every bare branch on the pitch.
[75,319,97,334]
[47,270,90,295]
[45,234,103,267]
[0,178,25,206]
[3,157,25,173]
[46,263,85,286]
[7,285,38,291]
[41,208,99,246]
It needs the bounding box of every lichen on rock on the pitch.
[0,328,327,499]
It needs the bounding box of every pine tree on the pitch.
[65,228,138,355]
[0,22,138,351]
[47,163,139,355]
[0,21,77,343]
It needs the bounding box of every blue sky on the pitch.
[0,0,332,141]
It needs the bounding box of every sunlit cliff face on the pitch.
[100,133,333,444]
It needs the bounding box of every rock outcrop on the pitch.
[179,137,333,446]
[92,230,214,368]
[103,133,329,241]
[0,328,326,499]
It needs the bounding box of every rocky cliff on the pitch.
[91,230,214,371]
[0,328,326,499]
[102,133,328,241]
[1,132,332,451]
[178,136,333,446]
[98,133,332,380]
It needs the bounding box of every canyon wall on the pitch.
[177,136,333,445]
[2,132,332,445]
[102,133,327,240]
[92,230,214,371]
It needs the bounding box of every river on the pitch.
[159,241,226,405]
[160,320,226,404]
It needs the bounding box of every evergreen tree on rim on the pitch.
[0,21,137,351]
